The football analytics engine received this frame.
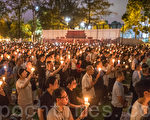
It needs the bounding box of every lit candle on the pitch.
[68,55,70,59]
[7,55,10,59]
[60,57,63,61]
[53,66,55,70]
[118,60,120,64]
[2,77,5,82]
[4,66,7,69]
[112,59,115,63]
[84,97,90,108]
[31,67,35,72]
[1,54,3,58]
[0,81,3,86]
[98,68,101,71]
[123,62,125,64]
[125,65,128,69]
[60,61,64,64]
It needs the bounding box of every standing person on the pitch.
[131,63,141,106]
[70,55,77,79]
[16,68,34,120]
[36,54,46,96]
[110,71,127,120]
[38,76,59,120]
[65,76,84,119]
[47,88,87,120]
[130,80,150,120]
[82,65,100,105]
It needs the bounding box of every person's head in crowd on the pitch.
[18,68,28,79]
[116,71,125,82]
[102,60,108,67]
[86,55,90,62]
[46,61,53,70]
[86,65,94,75]
[46,54,51,62]
[39,54,45,62]
[135,63,141,71]
[46,76,59,90]
[53,87,68,106]
[26,61,33,70]
[142,63,149,74]
[16,58,23,66]
[135,80,150,101]
[66,76,77,90]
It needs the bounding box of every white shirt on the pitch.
[111,81,124,108]
[82,73,95,98]
[16,78,32,106]
[47,104,72,120]
[130,100,148,120]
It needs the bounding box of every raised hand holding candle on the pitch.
[84,97,90,108]
[98,68,101,72]
[31,67,35,72]
[0,81,3,86]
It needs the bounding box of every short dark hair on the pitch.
[135,80,150,98]
[116,71,124,78]
[18,68,26,77]
[52,87,65,102]
[135,63,140,69]
[45,76,57,88]
[66,76,75,85]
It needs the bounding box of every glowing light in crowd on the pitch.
[2,77,5,81]
[84,97,90,108]
[53,66,55,70]
[98,68,101,71]
[31,67,35,72]
[4,66,7,69]
[7,55,10,59]
[0,81,3,86]
[125,65,128,69]
[112,59,115,63]
[118,60,120,64]
[1,54,3,58]
[68,55,70,59]
[60,61,64,64]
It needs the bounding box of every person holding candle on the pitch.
[16,68,34,120]
[82,65,100,105]
[0,81,9,119]
[47,88,87,120]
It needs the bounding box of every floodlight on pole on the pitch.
[65,17,71,25]
[88,25,92,29]
[35,6,39,11]
[80,22,85,28]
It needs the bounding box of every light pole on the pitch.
[65,17,71,29]
[80,22,85,29]
[32,5,39,43]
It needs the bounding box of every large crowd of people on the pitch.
[0,42,150,120]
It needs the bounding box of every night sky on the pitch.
[23,0,128,24]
